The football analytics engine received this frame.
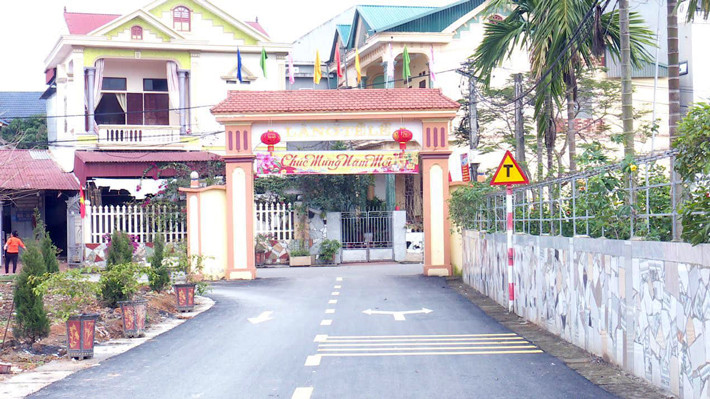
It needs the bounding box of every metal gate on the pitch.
[66,196,83,265]
[341,210,393,262]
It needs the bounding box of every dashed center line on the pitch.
[320,319,333,326]
[325,309,336,314]
[336,277,343,281]
[291,387,313,399]
[328,299,338,304]
[331,292,340,296]
[334,285,342,289]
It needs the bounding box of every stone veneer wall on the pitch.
[462,231,710,399]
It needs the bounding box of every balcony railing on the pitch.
[97,125,181,147]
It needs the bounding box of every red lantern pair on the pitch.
[393,128,413,157]
[260,130,281,154]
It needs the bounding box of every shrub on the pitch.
[32,269,100,321]
[99,263,147,307]
[33,209,60,273]
[149,235,170,292]
[106,231,135,268]
[289,240,310,257]
[13,243,50,342]
[674,102,710,245]
[318,239,341,261]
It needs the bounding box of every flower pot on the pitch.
[66,313,99,360]
[174,283,196,312]
[255,252,266,266]
[118,300,147,338]
[289,255,312,267]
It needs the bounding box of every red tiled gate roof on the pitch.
[211,88,461,114]
[0,150,79,191]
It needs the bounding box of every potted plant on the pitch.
[32,268,101,359]
[172,245,208,312]
[289,240,312,266]
[254,233,270,266]
[318,239,341,265]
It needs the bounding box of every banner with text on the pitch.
[256,151,419,175]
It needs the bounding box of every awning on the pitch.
[92,178,167,200]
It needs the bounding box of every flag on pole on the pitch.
[429,45,436,83]
[355,48,361,84]
[237,48,243,83]
[402,45,411,82]
[386,43,395,85]
[288,53,295,85]
[79,185,86,219]
[260,48,268,78]
[314,50,322,84]
[335,46,343,78]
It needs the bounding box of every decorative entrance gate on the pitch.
[341,210,393,262]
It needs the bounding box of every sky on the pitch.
[0,0,452,92]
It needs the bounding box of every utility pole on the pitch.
[514,73,526,169]
[342,46,350,89]
[468,74,478,179]
[620,0,634,158]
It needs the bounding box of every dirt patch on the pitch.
[0,282,177,381]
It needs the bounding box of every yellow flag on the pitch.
[355,48,361,84]
[314,50,322,84]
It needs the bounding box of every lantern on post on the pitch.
[260,130,281,155]
[392,128,413,157]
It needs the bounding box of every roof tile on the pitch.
[64,12,121,35]
[211,88,461,114]
[74,151,222,163]
[0,150,79,191]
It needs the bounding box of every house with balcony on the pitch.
[43,0,290,203]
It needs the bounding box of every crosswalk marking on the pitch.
[319,350,543,358]
[324,333,517,339]
[319,345,538,352]
[319,340,529,347]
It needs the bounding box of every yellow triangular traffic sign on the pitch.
[490,150,529,186]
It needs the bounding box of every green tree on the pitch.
[472,0,653,172]
[33,209,60,273]
[0,116,48,149]
[13,242,50,342]
[148,234,170,292]
[106,231,134,268]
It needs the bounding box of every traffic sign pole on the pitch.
[506,185,514,313]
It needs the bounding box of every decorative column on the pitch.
[420,121,452,277]
[178,70,188,134]
[85,67,95,133]
[223,125,257,279]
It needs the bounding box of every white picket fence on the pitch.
[254,202,295,241]
[89,202,295,244]
[90,204,186,244]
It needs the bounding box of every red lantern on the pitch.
[392,128,413,151]
[260,130,281,154]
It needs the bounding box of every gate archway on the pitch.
[183,89,460,280]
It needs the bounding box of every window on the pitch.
[173,6,191,31]
[102,77,127,91]
[143,78,168,92]
[131,26,143,40]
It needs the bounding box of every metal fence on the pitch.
[470,150,706,241]
[90,204,186,244]
[341,210,393,249]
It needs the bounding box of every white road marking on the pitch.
[314,334,328,343]
[328,299,338,304]
[247,311,274,324]
[334,285,342,289]
[336,277,343,281]
[291,387,313,399]
[305,355,322,366]
[331,292,340,296]
[320,319,333,326]
[325,309,335,314]
[362,308,432,321]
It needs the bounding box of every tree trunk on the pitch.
[544,94,555,177]
[566,85,576,172]
[536,130,544,181]
[667,0,683,240]
[620,0,635,158]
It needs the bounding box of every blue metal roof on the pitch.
[346,5,437,48]
[382,0,485,33]
[336,24,352,44]
[0,92,46,122]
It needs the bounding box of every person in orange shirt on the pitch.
[4,231,26,274]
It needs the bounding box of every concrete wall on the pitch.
[462,231,710,399]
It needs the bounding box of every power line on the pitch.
[0,104,217,121]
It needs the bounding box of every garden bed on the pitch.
[0,282,176,381]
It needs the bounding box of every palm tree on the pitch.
[472,0,654,172]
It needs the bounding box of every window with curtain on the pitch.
[131,26,143,40]
[173,6,191,31]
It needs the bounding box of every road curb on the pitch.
[0,296,215,399]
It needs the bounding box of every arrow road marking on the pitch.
[362,308,433,321]
[248,311,274,324]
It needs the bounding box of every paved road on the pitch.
[30,264,616,398]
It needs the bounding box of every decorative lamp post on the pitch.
[260,130,281,155]
[392,128,413,157]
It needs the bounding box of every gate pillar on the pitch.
[224,126,257,280]
[421,121,452,277]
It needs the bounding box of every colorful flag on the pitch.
[429,45,436,83]
[288,53,295,85]
[260,48,268,78]
[402,45,411,82]
[335,46,343,78]
[355,48,361,84]
[386,43,394,85]
[237,48,243,83]
[314,50,322,84]
[79,185,86,219]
